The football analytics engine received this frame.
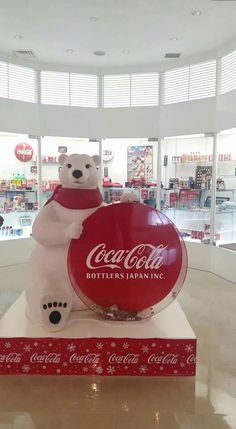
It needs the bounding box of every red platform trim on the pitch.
[0,337,196,376]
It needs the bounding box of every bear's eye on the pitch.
[85,164,91,169]
[66,163,72,168]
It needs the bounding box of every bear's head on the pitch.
[58,153,101,189]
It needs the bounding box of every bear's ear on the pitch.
[92,155,101,166]
[58,154,68,165]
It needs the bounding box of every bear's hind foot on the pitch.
[40,293,72,332]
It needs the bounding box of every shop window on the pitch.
[102,138,158,204]
[161,134,214,244]
[0,133,38,240]
[40,137,99,205]
[215,129,236,249]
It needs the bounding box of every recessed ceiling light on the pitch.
[65,49,74,54]
[170,37,178,41]
[122,49,130,54]
[192,10,202,16]
[93,50,105,56]
[89,16,97,21]
[14,34,23,40]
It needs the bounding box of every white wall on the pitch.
[160,98,216,137]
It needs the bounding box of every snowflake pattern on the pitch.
[23,345,32,353]
[56,369,61,374]
[96,343,103,350]
[173,370,178,374]
[166,344,170,348]
[63,362,68,367]
[67,343,76,352]
[151,343,156,347]
[123,343,129,349]
[96,366,103,374]
[110,342,116,348]
[185,344,193,353]
[139,365,148,374]
[141,345,149,353]
[83,367,88,372]
[4,342,11,349]
[160,366,164,371]
[22,364,30,373]
[42,366,46,370]
[180,362,185,368]
[34,342,38,347]
[107,366,115,374]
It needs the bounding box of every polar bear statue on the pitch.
[25,153,104,332]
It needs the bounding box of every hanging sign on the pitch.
[103,149,113,162]
[15,143,34,162]
[68,203,187,320]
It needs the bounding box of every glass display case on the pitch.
[215,129,236,248]
[41,137,99,205]
[161,134,214,244]
[0,132,38,240]
[102,138,158,204]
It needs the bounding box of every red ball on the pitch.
[68,203,187,320]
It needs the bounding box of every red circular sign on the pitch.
[15,143,34,162]
[68,203,187,320]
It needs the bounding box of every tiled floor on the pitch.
[0,265,235,428]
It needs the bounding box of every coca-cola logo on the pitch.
[108,353,139,364]
[69,353,100,364]
[15,143,34,162]
[187,354,196,364]
[30,353,61,364]
[0,353,22,363]
[86,243,167,270]
[148,353,178,365]
[68,203,187,314]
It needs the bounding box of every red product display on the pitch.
[68,203,187,320]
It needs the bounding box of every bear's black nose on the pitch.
[72,170,83,179]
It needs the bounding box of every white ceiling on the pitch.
[0,0,236,70]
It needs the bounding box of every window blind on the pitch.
[163,61,216,104]
[8,64,36,103]
[0,61,8,98]
[41,71,70,105]
[70,73,98,107]
[220,50,236,94]
[189,61,216,100]
[131,73,159,107]
[103,74,130,107]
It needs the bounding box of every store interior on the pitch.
[0,1,236,428]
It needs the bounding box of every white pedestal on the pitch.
[0,294,196,376]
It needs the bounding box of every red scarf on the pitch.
[45,185,103,209]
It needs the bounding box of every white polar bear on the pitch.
[25,153,104,332]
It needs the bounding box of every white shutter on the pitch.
[131,73,159,106]
[8,64,36,102]
[70,73,98,107]
[41,71,69,105]
[103,74,130,107]
[189,60,216,100]
[220,50,236,94]
[0,61,8,98]
[163,66,189,104]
